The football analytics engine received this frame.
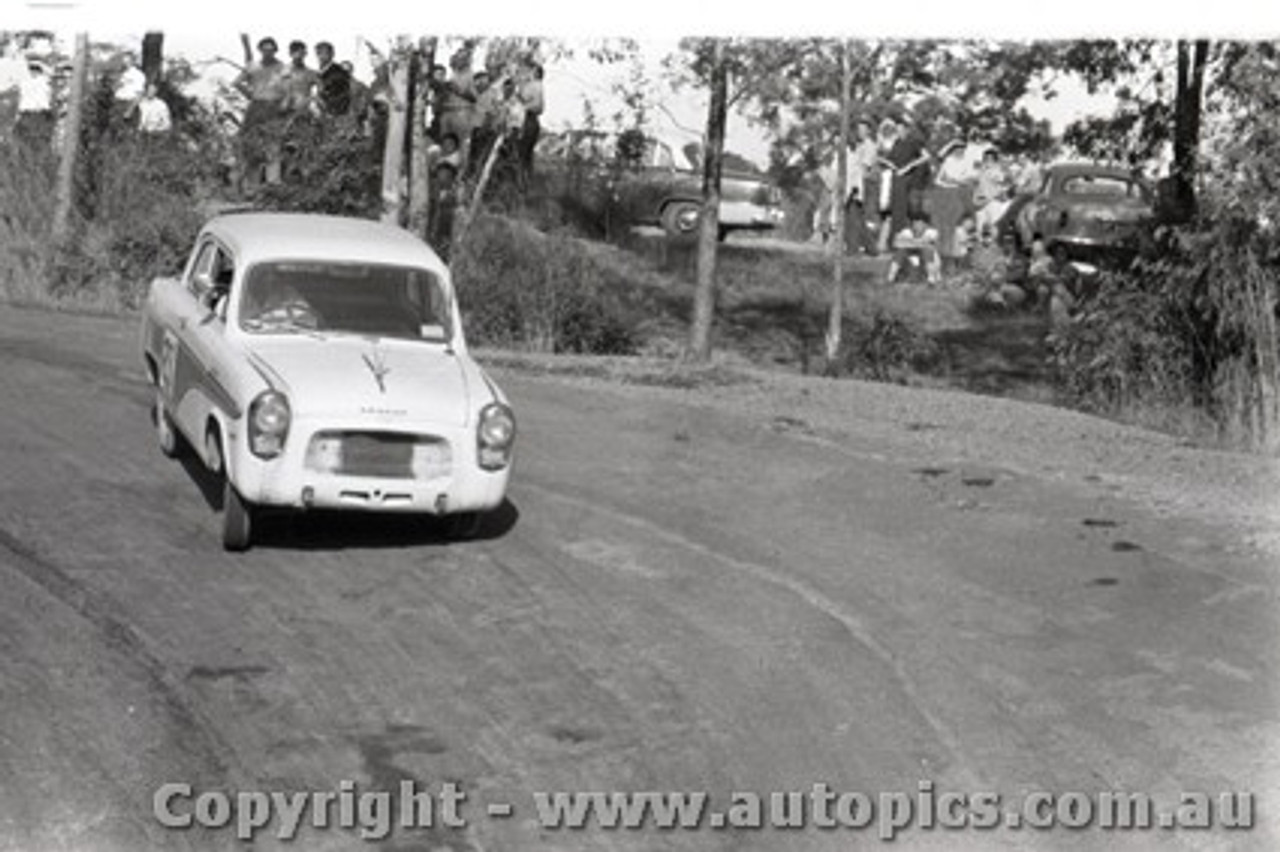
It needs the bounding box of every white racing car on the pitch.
[140,212,516,551]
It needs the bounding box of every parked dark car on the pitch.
[537,130,784,241]
[1012,163,1155,265]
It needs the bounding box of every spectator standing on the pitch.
[113,50,146,131]
[929,131,974,272]
[467,70,504,177]
[516,60,544,182]
[973,148,1012,243]
[135,82,172,134]
[874,118,900,252]
[313,41,351,116]
[1015,150,1045,194]
[847,117,881,254]
[279,40,318,179]
[810,151,839,244]
[883,115,931,244]
[281,41,318,115]
[343,61,369,127]
[431,51,476,169]
[235,36,288,187]
[15,55,54,159]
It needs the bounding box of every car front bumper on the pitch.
[228,417,511,515]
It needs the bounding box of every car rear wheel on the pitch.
[661,201,701,239]
[222,481,254,552]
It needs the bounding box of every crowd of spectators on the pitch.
[810,111,1050,287]
[227,36,546,204]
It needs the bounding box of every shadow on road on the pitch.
[175,451,521,550]
[248,498,520,551]
[178,451,225,511]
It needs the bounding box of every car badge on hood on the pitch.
[361,347,391,393]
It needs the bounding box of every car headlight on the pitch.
[476,402,515,471]
[248,390,290,459]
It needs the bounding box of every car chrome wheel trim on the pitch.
[205,431,224,476]
[155,392,177,456]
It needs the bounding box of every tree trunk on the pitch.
[463,133,506,234]
[824,40,852,372]
[1170,39,1209,222]
[686,39,727,364]
[51,32,88,249]
[380,40,411,227]
[408,37,435,238]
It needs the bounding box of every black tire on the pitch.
[222,481,253,552]
[660,201,700,239]
[154,391,182,459]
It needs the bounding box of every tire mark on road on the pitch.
[515,477,988,791]
[0,525,245,791]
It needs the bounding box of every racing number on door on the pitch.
[158,330,178,400]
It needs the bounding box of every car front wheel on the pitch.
[222,481,254,552]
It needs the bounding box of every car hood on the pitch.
[243,336,471,427]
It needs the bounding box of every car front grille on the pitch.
[305,430,452,480]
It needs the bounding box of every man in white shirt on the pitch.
[136,83,172,134]
[115,52,146,104]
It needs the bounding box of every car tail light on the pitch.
[248,390,290,459]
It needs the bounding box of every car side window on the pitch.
[211,248,235,289]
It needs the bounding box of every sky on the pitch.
[4,0,1274,166]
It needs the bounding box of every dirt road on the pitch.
[0,303,1276,851]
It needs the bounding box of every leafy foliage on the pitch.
[836,308,941,383]
[452,215,644,355]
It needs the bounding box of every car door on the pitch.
[1017,172,1053,245]
[169,240,240,443]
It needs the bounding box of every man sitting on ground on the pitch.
[887,212,942,285]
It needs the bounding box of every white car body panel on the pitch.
[140,212,513,520]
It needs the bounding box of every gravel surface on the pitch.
[482,350,1280,561]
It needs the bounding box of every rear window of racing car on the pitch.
[239,261,451,343]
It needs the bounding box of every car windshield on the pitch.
[1061,175,1143,198]
[239,261,451,343]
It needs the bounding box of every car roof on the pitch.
[203,212,448,274]
[1047,162,1143,182]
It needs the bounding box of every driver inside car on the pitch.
[243,278,318,328]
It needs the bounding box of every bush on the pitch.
[250,117,381,218]
[1048,219,1279,450]
[451,215,646,355]
[835,308,941,383]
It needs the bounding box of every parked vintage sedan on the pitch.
[1013,163,1155,265]
[537,130,785,240]
[140,212,516,551]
